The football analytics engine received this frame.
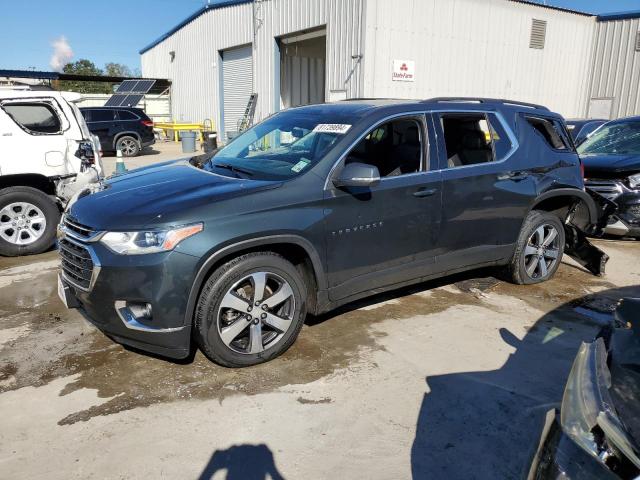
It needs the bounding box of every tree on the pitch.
[53,59,141,94]
[54,59,111,94]
[105,62,132,78]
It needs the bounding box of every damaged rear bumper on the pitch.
[563,188,617,277]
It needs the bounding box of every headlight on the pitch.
[628,173,640,189]
[560,341,601,458]
[100,223,203,255]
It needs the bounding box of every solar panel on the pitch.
[115,80,138,93]
[121,94,143,107]
[133,80,155,93]
[104,95,127,107]
[105,79,155,107]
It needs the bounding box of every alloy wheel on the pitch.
[216,271,296,354]
[0,202,47,245]
[118,138,138,156]
[524,223,560,280]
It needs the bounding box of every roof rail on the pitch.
[426,97,549,111]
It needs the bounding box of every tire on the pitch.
[507,210,565,285]
[194,252,307,367]
[115,136,140,157]
[0,187,60,257]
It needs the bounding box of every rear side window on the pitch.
[440,113,494,168]
[526,116,571,150]
[90,109,116,122]
[487,113,514,160]
[117,110,138,120]
[3,102,62,134]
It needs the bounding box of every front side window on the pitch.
[2,102,62,134]
[205,112,352,180]
[577,121,640,156]
[344,118,424,177]
[440,113,494,168]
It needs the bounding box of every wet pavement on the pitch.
[1,239,639,479]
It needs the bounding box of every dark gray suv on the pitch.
[58,98,608,367]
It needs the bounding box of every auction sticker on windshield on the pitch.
[291,158,310,173]
[313,124,352,134]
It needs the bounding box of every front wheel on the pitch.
[507,210,565,285]
[194,252,307,367]
[0,187,60,257]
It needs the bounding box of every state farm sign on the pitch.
[392,60,415,82]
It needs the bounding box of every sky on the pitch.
[1,0,639,73]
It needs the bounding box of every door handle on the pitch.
[413,188,437,198]
[498,171,529,181]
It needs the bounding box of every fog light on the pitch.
[127,302,153,320]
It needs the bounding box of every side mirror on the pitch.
[333,162,380,188]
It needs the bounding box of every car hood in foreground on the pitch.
[581,154,640,177]
[67,159,281,230]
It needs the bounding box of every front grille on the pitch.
[59,237,94,290]
[63,215,96,240]
[585,179,623,201]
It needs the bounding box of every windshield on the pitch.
[204,112,353,180]
[577,121,640,155]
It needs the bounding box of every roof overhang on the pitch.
[0,70,171,94]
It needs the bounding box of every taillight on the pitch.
[141,120,154,127]
[580,159,585,179]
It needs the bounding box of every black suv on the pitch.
[58,98,607,367]
[80,107,155,157]
[578,116,640,238]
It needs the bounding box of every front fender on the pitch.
[182,234,326,326]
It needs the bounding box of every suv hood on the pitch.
[581,153,640,177]
[67,160,280,230]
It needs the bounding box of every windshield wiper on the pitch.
[212,162,254,177]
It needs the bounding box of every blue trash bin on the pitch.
[181,131,197,153]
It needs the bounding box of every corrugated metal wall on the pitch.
[362,0,595,118]
[141,0,366,131]
[587,17,640,119]
[141,3,253,127]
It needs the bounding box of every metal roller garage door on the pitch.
[222,45,253,141]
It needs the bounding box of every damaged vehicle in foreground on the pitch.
[528,298,640,479]
[579,116,640,238]
[58,98,612,367]
[0,89,103,256]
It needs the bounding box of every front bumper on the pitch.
[58,236,200,359]
[586,181,640,237]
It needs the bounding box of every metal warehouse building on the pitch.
[140,0,640,141]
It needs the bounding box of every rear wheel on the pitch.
[194,252,307,367]
[116,136,140,157]
[508,210,565,285]
[0,187,59,257]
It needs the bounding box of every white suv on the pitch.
[0,89,103,256]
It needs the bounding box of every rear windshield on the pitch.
[204,111,355,180]
[577,121,640,155]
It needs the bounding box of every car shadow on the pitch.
[197,443,285,480]
[410,284,640,479]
